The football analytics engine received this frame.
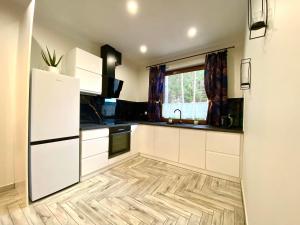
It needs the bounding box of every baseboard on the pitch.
[140,154,241,183]
[81,153,140,181]
[0,183,15,193]
[241,179,249,225]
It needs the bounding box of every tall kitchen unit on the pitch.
[29,69,80,201]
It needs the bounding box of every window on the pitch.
[162,65,208,121]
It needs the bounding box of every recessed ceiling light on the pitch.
[140,45,147,54]
[187,27,197,38]
[127,0,138,15]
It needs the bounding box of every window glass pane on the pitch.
[183,72,194,103]
[162,69,208,120]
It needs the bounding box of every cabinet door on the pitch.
[154,127,180,162]
[206,151,240,177]
[179,129,206,169]
[137,125,155,155]
[81,137,109,158]
[75,48,103,74]
[81,152,108,176]
[75,68,102,94]
[206,132,241,156]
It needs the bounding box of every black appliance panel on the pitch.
[109,126,131,158]
[102,77,123,98]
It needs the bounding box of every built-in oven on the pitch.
[109,125,131,158]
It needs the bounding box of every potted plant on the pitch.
[41,47,63,73]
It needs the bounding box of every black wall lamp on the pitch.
[240,58,251,90]
[248,0,268,39]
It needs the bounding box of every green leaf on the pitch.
[41,50,50,66]
[53,50,56,65]
[46,46,55,66]
[54,55,63,67]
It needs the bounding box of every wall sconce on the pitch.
[248,0,268,39]
[240,58,251,90]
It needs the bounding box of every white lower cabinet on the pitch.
[136,125,155,155]
[154,127,180,162]
[81,152,108,176]
[179,129,206,169]
[206,151,240,177]
[81,137,108,158]
[80,129,109,176]
[136,125,243,179]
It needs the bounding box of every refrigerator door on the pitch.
[30,69,80,142]
[29,138,80,201]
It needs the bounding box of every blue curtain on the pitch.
[204,51,228,126]
[148,65,166,122]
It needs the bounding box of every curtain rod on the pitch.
[146,46,235,68]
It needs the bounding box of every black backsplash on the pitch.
[115,100,148,121]
[80,94,243,128]
[80,94,148,124]
[227,98,244,128]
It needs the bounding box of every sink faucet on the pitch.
[174,109,183,123]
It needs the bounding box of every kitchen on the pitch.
[1,1,300,225]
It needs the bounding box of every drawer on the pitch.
[206,132,241,156]
[206,151,240,177]
[81,137,108,158]
[81,152,108,176]
[81,129,109,141]
[75,68,102,94]
[75,48,102,74]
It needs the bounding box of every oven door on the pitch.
[109,127,131,158]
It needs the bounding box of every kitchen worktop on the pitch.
[80,121,243,134]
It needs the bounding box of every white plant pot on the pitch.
[47,66,59,73]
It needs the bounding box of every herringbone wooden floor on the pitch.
[0,156,245,225]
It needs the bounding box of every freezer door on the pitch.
[30,69,80,142]
[29,138,80,201]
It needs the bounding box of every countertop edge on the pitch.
[80,121,243,134]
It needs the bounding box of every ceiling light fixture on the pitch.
[140,45,147,54]
[187,27,197,38]
[127,0,138,15]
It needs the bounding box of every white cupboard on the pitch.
[135,124,243,179]
[135,125,155,155]
[179,129,206,169]
[80,129,109,176]
[65,48,103,95]
[206,151,240,177]
[206,132,241,156]
[154,127,180,162]
[205,131,241,177]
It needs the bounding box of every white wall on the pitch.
[14,0,35,205]
[0,1,19,189]
[137,43,244,102]
[0,1,34,202]
[31,22,140,101]
[115,59,140,101]
[242,0,300,224]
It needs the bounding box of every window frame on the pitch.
[162,64,207,124]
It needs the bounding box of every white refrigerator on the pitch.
[29,69,80,201]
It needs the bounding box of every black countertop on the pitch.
[80,121,243,134]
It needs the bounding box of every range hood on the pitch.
[101,45,123,98]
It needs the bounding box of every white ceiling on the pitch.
[34,0,247,65]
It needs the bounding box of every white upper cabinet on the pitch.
[74,48,102,74]
[154,127,180,162]
[65,48,102,95]
[179,129,206,169]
